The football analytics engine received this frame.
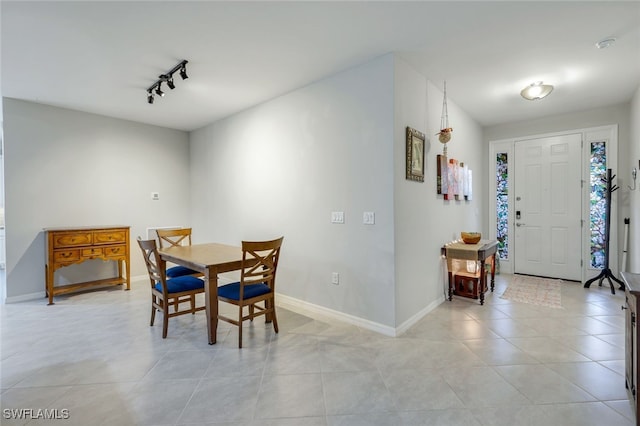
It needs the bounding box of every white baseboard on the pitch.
[5,291,46,304]
[3,278,445,339]
[276,293,444,337]
[276,293,397,336]
[394,295,446,336]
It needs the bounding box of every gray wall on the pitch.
[189,54,486,331]
[190,55,397,328]
[2,55,487,334]
[3,99,191,300]
[393,59,485,328]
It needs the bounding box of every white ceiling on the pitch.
[2,1,639,132]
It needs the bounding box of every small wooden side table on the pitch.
[441,239,497,305]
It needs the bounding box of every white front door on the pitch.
[513,134,582,280]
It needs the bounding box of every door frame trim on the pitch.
[488,125,618,282]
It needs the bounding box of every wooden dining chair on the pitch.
[217,236,284,348]
[137,237,205,338]
[156,228,202,279]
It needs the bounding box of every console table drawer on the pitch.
[53,249,80,262]
[53,233,93,248]
[81,247,103,257]
[93,230,126,244]
[104,246,126,257]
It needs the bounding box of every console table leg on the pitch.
[46,264,55,305]
[490,254,496,292]
[479,260,486,305]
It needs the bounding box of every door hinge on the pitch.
[581,219,584,228]
[580,259,583,267]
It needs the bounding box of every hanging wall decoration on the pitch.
[436,81,453,156]
[434,81,471,201]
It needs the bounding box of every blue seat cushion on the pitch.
[155,275,204,294]
[166,265,200,278]
[218,282,271,300]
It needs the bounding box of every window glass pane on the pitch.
[590,142,606,268]
[496,153,508,260]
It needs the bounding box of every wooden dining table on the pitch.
[158,242,245,344]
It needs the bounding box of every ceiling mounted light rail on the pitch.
[520,81,553,101]
[146,60,189,104]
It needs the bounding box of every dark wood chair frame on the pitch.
[218,237,284,348]
[137,237,205,338]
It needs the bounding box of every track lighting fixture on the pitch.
[146,60,188,104]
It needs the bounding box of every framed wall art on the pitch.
[437,154,473,201]
[406,126,425,182]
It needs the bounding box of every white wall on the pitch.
[630,87,640,273]
[190,55,397,328]
[393,58,485,328]
[3,99,191,301]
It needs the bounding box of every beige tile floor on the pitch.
[0,274,634,425]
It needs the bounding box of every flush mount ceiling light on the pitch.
[595,37,616,49]
[520,81,554,100]
[146,60,188,104]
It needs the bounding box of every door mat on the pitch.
[500,275,562,308]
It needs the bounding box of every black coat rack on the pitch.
[584,168,625,294]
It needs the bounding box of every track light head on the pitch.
[146,60,188,103]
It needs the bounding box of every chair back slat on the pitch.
[239,237,283,299]
[137,238,166,291]
[136,236,205,339]
[156,228,193,249]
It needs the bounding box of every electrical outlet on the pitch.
[151,192,160,200]
[331,272,340,285]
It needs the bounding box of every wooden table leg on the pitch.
[205,267,219,345]
[448,271,453,301]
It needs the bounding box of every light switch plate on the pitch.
[331,211,345,224]
[363,211,375,225]
[151,192,160,201]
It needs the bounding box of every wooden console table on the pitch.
[442,239,497,305]
[44,226,130,305]
[622,272,640,425]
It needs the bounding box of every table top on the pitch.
[622,272,640,295]
[43,225,130,232]
[442,239,498,260]
[159,242,244,272]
